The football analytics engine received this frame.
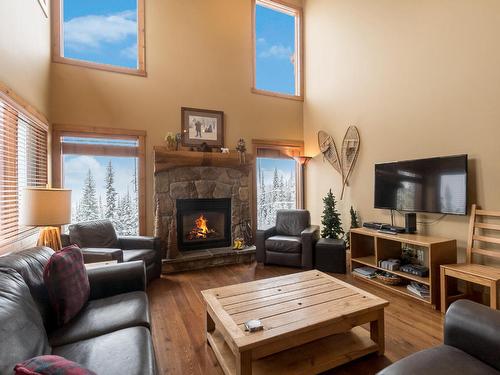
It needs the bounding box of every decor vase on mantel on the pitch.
[164,132,176,151]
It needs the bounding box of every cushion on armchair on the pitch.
[265,236,302,253]
[276,210,310,236]
[69,220,119,248]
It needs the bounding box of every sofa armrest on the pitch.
[118,236,157,249]
[444,299,500,371]
[255,226,276,263]
[87,261,146,300]
[301,225,320,269]
[81,248,123,263]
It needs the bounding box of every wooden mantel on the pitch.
[153,147,254,175]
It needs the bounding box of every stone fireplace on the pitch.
[154,148,254,263]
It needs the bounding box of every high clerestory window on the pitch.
[253,0,303,100]
[52,0,146,76]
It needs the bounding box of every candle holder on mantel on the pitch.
[164,133,177,151]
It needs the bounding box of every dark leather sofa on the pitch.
[378,300,500,375]
[0,247,157,375]
[256,209,319,269]
[60,220,163,283]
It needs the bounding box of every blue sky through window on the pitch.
[62,0,138,68]
[258,158,296,183]
[255,4,296,95]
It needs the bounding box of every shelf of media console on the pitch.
[351,256,430,285]
[349,227,457,307]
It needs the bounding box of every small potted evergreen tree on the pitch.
[321,189,344,239]
[345,206,360,248]
[316,189,347,273]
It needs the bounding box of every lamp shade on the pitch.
[21,188,72,226]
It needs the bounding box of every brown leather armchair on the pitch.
[256,210,319,269]
[61,220,163,282]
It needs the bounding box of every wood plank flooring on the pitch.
[148,263,444,374]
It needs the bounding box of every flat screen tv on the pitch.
[374,154,468,215]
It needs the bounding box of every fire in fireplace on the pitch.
[186,214,217,240]
[176,198,231,251]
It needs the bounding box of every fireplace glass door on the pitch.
[176,198,231,251]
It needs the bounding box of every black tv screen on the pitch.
[374,155,468,215]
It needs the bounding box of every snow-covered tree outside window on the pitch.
[256,158,297,229]
[63,155,139,236]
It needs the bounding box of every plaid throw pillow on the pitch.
[43,245,90,326]
[14,355,96,375]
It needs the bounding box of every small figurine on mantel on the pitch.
[236,138,247,164]
[175,133,182,150]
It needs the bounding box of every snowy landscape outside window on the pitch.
[61,136,140,236]
[257,157,297,229]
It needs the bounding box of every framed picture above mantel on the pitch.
[181,107,224,149]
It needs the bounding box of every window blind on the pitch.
[0,94,48,246]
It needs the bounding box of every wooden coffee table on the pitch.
[202,270,388,375]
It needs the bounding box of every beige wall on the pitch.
[50,0,304,234]
[0,0,51,116]
[303,0,500,260]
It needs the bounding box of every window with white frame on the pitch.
[52,0,146,75]
[253,0,303,99]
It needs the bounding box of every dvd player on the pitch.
[363,222,405,233]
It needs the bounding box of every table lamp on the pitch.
[21,187,71,251]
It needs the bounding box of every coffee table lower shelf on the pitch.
[207,326,378,375]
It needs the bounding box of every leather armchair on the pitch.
[378,300,500,375]
[61,220,163,282]
[256,210,319,269]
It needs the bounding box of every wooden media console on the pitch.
[350,228,456,308]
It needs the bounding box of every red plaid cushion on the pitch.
[14,355,96,375]
[43,245,90,326]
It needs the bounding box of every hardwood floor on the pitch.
[148,263,444,374]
